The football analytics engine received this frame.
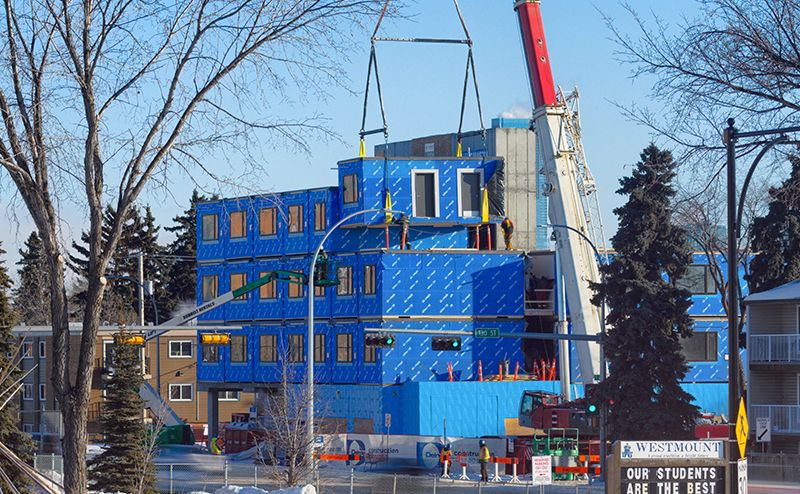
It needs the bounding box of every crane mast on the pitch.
[514,0,603,384]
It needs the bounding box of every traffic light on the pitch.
[114,334,144,346]
[200,333,231,346]
[364,332,395,348]
[431,337,461,351]
[585,384,600,416]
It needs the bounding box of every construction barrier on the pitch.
[315,453,361,461]
[490,456,520,483]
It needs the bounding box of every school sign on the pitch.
[608,441,727,494]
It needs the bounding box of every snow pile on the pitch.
[186,485,316,494]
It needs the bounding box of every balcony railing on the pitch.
[750,405,800,434]
[525,288,555,316]
[749,335,800,362]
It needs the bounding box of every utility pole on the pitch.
[138,253,145,326]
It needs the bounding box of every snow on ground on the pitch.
[190,486,315,494]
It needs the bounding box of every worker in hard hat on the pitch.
[441,443,452,477]
[478,439,490,482]
[501,217,514,250]
[209,433,225,455]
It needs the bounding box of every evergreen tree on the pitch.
[12,232,51,325]
[0,242,36,493]
[591,144,699,440]
[164,190,218,313]
[69,205,172,324]
[746,154,800,294]
[87,330,157,494]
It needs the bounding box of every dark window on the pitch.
[230,273,247,300]
[202,345,218,363]
[364,335,376,364]
[288,334,303,363]
[230,335,247,363]
[259,207,276,236]
[314,285,325,298]
[258,271,277,299]
[314,202,326,231]
[343,174,358,204]
[337,266,353,296]
[288,204,303,233]
[363,264,376,295]
[336,333,352,363]
[259,334,277,363]
[413,171,437,217]
[230,210,246,238]
[202,214,218,241]
[314,334,326,363]
[202,275,218,302]
[288,272,304,298]
[681,331,718,362]
[169,341,193,358]
[460,171,482,217]
[677,265,715,295]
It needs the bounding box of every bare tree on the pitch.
[0,1,400,492]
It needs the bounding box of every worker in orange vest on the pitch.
[441,443,452,477]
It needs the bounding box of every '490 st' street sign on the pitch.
[475,328,499,338]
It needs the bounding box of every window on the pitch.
[39,341,45,358]
[259,207,276,236]
[288,334,303,363]
[258,272,277,299]
[169,383,193,402]
[202,345,219,364]
[681,331,718,362]
[364,335,376,364]
[337,266,353,296]
[314,202,326,231]
[259,334,277,363]
[23,383,33,400]
[21,342,32,358]
[202,275,219,302]
[202,214,218,241]
[23,424,34,434]
[314,285,325,298]
[336,333,353,363]
[230,335,247,363]
[677,265,715,295]
[230,272,247,300]
[288,272,304,298]
[169,341,193,358]
[363,265,376,295]
[219,391,241,401]
[343,174,358,204]
[458,169,483,217]
[39,383,46,401]
[314,334,326,363]
[412,170,439,218]
[288,204,303,233]
[230,210,246,238]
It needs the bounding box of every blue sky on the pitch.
[1,0,705,278]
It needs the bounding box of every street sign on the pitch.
[531,455,552,485]
[736,397,748,458]
[475,328,499,338]
[756,417,771,443]
[385,413,391,428]
[737,458,747,494]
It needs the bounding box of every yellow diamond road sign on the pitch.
[736,397,748,458]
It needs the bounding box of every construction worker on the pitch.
[209,433,225,455]
[478,439,490,482]
[441,443,452,477]
[395,213,410,249]
[501,217,514,250]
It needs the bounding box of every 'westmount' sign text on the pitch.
[620,441,724,459]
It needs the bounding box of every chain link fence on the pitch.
[748,453,800,483]
[33,455,606,494]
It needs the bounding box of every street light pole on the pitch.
[543,223,606,485]
[306,208,399,470]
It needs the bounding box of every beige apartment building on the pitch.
[13,324,253,453]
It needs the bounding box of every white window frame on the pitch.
[219,391,241,402]
[169,340,193,358]
[22,383,33,400]
[411,169,440,218]
[21,342,33,359]
[168,383,194,402]
[39,341,46,358]
[39,383,46,401]
[457,168,484,217]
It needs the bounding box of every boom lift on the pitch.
[514,0,605,385]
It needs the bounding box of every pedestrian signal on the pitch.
[114,334,145,346]
[431,337,461,351]
[200,333,231,346]
[364,332,395,348]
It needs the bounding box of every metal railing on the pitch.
[750,405,800,433]
[749,335,800,362]
[525,289,555,315]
